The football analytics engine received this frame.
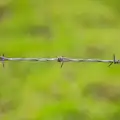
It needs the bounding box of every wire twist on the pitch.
[0,54,119,68]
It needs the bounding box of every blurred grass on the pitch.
[0,0,120,120]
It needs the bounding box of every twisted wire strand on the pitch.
[0,54,119,67]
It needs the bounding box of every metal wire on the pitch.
[0,54,119,68]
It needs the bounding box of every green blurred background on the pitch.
[0,0,120,120]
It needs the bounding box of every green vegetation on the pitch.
[0,0,120,119]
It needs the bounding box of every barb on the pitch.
[108,54,120,67]
[57,56,65,68]
[0,54,5,67]
[0,54,119,68]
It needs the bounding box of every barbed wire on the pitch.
[0,54,119,68]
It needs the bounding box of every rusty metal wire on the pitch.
[0,54,119,68]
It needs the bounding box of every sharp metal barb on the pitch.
[108,54,120,67]
[108,62,113,67]
[60,62,64,68]
[108,54,115,67]
[57,56,64,68]
[113,54,116,64]
[1,54,5,68]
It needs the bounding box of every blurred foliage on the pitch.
[0,0,120,120]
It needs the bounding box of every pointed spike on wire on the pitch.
[108,62,113,67]
[0,54,4,67]
[113,54,116,64]
[57,56,64,68]
[108,54,117,67]
[1,54,5,68]
[60,62,64,68]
